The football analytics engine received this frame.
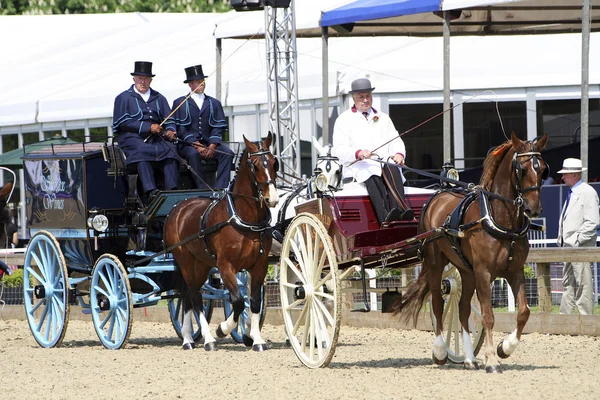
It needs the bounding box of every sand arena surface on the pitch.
[1,319,599,399]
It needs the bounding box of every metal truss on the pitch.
[264,1,301,180]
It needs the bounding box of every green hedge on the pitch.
[1,268,23,288]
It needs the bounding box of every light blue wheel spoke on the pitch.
[99,311,111,330]
[95,286,110,299]
[35,302,49,332]
[98,269,111,292]
[107,312,116,342]
[27,265,45,284]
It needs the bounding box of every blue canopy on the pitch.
[320,0,441,27]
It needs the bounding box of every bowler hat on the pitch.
[349,78,375,94]
[557,158,587,173]
[184,65,206,83]
[131,61,155,77]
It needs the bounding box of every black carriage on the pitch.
[21,141,259,349]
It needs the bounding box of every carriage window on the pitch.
[462,101,526,169]
[389,104,449,185]
[536,98,600,151]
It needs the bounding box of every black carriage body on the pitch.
[23,143,129,272]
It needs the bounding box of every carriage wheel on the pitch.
[279,213,341,368]
[90,254,132,349]
[168,269,216,341]
[223,270,267,344]
[430,264,485,363]
[23,231,70,348]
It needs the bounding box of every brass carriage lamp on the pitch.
[440,162,460,189]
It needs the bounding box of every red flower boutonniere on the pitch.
[373,115,379,122]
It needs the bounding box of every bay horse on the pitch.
[390,132,548,373]
[164,133,279,351]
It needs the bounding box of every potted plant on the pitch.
[1,268,24,305]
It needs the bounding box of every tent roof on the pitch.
[214,0,600,39]
[0,137,80,167]
[320,0,600,36]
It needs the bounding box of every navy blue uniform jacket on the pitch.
[171,94,227,147]
[112,85,177,165]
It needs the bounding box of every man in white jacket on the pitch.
[333,78,413,225]
[557,158,600,315]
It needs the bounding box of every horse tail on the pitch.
[387,263,430,327]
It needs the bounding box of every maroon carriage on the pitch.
[278,176,484,368]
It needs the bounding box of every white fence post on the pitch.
[367,269,377,311]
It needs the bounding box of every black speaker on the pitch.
[265,0,291,7]
[230,0,263,11]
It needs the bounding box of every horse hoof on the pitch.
[432,352,448,366]
[485,365,503,374]
[464,361,479,371]
[216,325,227,339]
[243,334,254,347]
[182,343,195,350]
[252,343,268,352]
[497,341,509,359]
[204,342,217,351]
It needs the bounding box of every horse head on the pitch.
[312,137,343,191]
[510,131,549,217]
[243,132,280,208]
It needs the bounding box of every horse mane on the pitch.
[480,141,514,190]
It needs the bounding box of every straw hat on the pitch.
[557,158,587,173]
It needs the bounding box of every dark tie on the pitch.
[362,112,368,120]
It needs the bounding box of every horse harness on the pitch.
[198,147,278,262]
[435,144,545,269]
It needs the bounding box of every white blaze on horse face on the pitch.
[266,182,279,207]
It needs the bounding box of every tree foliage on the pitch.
[0,0,231,15]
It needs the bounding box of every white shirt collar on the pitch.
[191,92,205,108]
[134,86,150,102]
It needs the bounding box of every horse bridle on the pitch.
[246,148,278,204]
[511,140,548,199]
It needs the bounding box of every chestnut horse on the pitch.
[390,132,548,373]
[164,133,279,351]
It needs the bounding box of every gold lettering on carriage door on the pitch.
[41,177,66,210]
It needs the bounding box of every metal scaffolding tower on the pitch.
[264,1,301,179]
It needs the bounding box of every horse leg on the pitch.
[189,288,217,351]
[428,258,447,365]
[497,271,529,359]
[215,265,245,339]
[181,290,196,350]
[457,270,479,370]
[474,269,501,373]
[244,271,268,352]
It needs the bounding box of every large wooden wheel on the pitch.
[23,231,70,348]
[430,265,485,363]
[279,213,341,368]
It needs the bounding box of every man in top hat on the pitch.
[557,158,599,315]
[332,78,413,226]
[112,61,178,204]
[172,64,234,189]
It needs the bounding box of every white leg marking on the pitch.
[199,311,215,345]
[433,334,447,361]
[248,311,266,345]
[219,313,236,336]
[462,329,476,365]
[181,309,194,347]
[501,329,520,356]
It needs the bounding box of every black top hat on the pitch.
[131,61,155,77]
[348,78,375,94]
[184,65,206,83]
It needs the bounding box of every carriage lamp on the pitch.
[314,173,329,192]
[440,162,460,188]
[87,214,109,232]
